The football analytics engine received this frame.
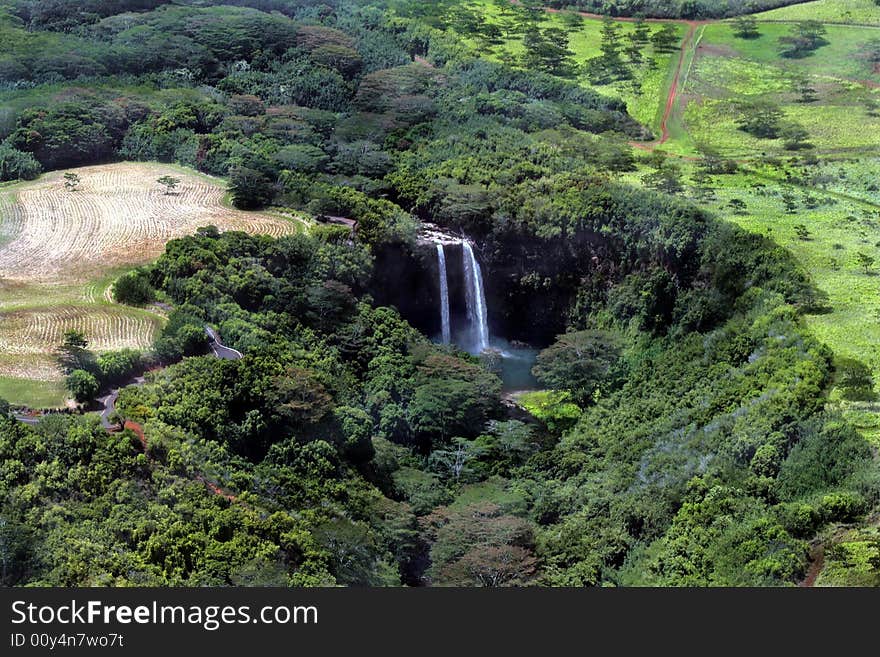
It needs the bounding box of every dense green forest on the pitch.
[0,0,877,586]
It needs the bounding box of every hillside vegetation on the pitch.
[0,0,877,587]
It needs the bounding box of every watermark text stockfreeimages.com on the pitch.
[10,600,317,632]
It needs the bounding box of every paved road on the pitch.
[14,326,242,428]
[205,326,243,360]
[98,390,118,429]
[97,376,144,429]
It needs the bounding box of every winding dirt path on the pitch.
[799,544,825,587]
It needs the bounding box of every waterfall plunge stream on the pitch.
[436,243,451,344]
[431,236,490,354]
[426,229,538,390]
[461,241,490,353]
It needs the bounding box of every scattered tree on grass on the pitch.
[560,10,583,33]
[642,161,684,195]
[856,252,875,274]
[736,101,784,139]
[778,21,828,59]
[697,145,737,174]
[57,330,94,374]
[836,357,875,401]
[792,73,818,103]
[802,194,820,209]
[690,169,716,202]
[63,172,80,192]
[651,24,679,53]
[859,38,880,70]
[63,329,88,349]
[782,191,798,214]
[157,175,180,195]
[447,6,488,42]
[732,16,760,40]
[728,198,748,214]
[794,224,810,240]
[511,0,546,35]
[780,123,813,151]
[630,17,651,49]
[66,369,99,403]
[587,17,631,84]
[521,26,578,78]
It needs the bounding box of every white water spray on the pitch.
[462,240,490,353]
[436,243,451,344]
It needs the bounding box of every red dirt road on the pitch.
[799,544,825,587]
[658,22,698,144]
[510,2,702,147]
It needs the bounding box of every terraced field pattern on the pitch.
[0,162,297,404]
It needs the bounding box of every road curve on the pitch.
[205,326,244,360]
[12,413,40,426]
[98,390,119,429]
[13,325,242,428]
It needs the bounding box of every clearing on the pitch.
[0,162,300,405]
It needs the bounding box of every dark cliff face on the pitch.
[370,241,472,342]
[370,243,440,337]
[369,237,586,349]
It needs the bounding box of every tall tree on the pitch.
[732,16,760,40]
[532,330,623,404]
[521,26,577,78]
[856,252,876,274]
[651,24,679,53]
[778,21,828,58]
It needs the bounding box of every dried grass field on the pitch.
[0,162,298,405]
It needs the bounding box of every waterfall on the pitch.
[436,243,451,344]
[462,240,490,353]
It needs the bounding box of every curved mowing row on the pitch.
[0,164,296,283]
[0,163,299,391]
[0,307,161,355]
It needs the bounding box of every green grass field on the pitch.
[681,22,880,157]
[449,0,687,137]
[755,0,880,25]
[0,378,67,408]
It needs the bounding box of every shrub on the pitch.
[113,270,156,306]
[819,492,866,524]
[66,369,99,403]
[0,144,41,181]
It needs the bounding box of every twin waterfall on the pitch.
[435,244,452,345]
[461,242,490,353]
[434,238,490,353]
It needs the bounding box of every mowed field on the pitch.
[681,21,880,158]
[0,162,298,405]
[755,0,880,25]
